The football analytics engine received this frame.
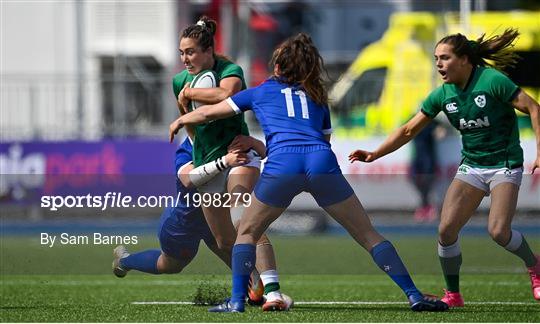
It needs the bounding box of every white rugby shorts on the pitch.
[455,164,523,195]
[198,149,262,193]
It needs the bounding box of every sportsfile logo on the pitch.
[445,102,458,113]
[459,116,490,130]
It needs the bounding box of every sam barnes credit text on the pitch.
[41,233,138,247]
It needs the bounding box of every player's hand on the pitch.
[228,135,253,152]
[169,118,184,143]
[348,149,377,163]
[178,83,191,115]
[224,150,250,167]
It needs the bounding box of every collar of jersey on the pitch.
[455,65,478,93]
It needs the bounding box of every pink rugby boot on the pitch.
[441,289,464,308]
[527,255,540,301]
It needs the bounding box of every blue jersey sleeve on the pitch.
[226,87,256,114]
[322,107,332,135]
[174,139,193,174]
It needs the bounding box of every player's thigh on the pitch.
[158,219,201,268]
[236,195,285,245]
[201,205,236,247]
[306,149,354,207]
[228,165,259,203]
[229,150,261,196]
[253,153,304,208]
[439,178,485,241]
[488,182,519,236]
[322,194,384,250]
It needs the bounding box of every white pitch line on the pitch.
[1,280,526,286]
[132,301,537,306]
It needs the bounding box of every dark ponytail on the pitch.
[180,16,217,52]
[437,28,520,71]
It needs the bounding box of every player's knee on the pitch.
[488,224,511,246]
[214,238,234,254]
[157,254,185,274]
[161,265,184,274]
[438,224,458,246]
[257,233,271,245]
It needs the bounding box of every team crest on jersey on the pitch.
[474,94,486,108]
[458,164,469,174]
[445,102,458,113]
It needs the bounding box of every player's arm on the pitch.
[178,150,250,188]
[184,76,242,104]
[180,135,263,188]
[228,135,267,159]
[512,89,540,173]
[349,111,432,163]
[169,100,236,143]
[176,89,196,140]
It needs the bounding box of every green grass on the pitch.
[1,234,539,322]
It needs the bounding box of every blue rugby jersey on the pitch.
[170,138,199,218]
[226,78,332,154]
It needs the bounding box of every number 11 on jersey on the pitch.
[281,88,309,119]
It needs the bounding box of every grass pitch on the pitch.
[1,234,539,322]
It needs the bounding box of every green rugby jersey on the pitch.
[172,57,249,166]
[421,66,522,168]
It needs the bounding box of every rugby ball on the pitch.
[190,70,218,110]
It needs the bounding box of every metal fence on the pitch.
[1,73,177,141]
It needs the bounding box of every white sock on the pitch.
[260,269,279,286]
[504,229,523,252]
[438,240,461,258]
[188,157,228,187]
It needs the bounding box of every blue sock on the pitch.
[120,249,161,274]
[370,241,421,299]
[231,244,256,305]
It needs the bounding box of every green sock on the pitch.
[439,254,462,292]
[264,282,280,295]
[505,230,537,267]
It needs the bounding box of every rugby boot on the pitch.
[526,254,540,301]
[208,298,244,313]
[441,289,464,307]
[112,245,130,278]
[247,277,264,306]
[409,293,449,312]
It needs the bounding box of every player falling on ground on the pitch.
[349,28,540,307]
[112,135,292,309]
[170,32,449,313]
[171,16,291,310]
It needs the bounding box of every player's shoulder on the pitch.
[425,84,445,99]
[477,66,512,86]
[258,77,284,89]
[172,70,190,85]
[215,57,243,73]
[479,66,505,77]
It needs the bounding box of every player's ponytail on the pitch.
[270,33,329,106]
[180,16,217,52]
[437,28,520,71]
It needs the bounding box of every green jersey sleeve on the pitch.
[420,87,443,118]
[172,71,190,99]
[218,61,245,87]
[488,69,520,103]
